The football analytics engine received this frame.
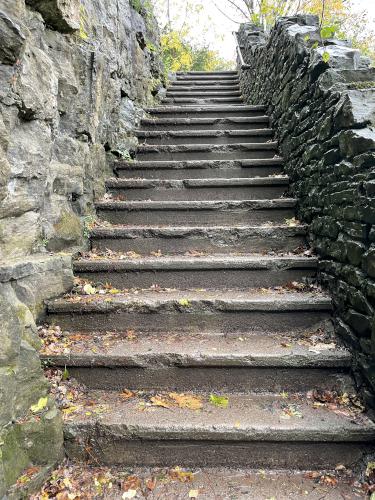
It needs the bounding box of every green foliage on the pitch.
[82,214,96,239]
[320,25,336,39]
[322,50,330,63]
[161,30,234,73]
[130,0,153,17]
[79,5,89,40]
[209,394,229,408]
[130,0,143,14]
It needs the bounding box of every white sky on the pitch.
[155,0,375,62]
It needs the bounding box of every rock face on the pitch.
[0,0,163,259]
[0,0,163,494]
[238,16,375,407]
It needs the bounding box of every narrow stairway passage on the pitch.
[44,70,375,469]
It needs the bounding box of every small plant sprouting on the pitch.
[83,214,97,239]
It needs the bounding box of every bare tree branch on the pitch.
[211,1,244,23]
[226,0,250,18]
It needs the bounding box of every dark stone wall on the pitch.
[238,15,375,407]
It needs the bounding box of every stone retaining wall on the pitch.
[238,15,375,407]
[0,0,163,494]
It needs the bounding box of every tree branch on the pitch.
[211,1,244,23]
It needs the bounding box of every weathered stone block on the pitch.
[345,309,372,337]
[25,0,80,32]
[0,11,26,65]
[0,292,21,367]
[339,129,375,157]
[15,44,58,120]
[334,90,375,129]
[363,246,375,279]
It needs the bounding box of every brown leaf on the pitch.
[169,392,202,410]
[146,477,157,491]
[169,467,194,482]
[120,389,135,400]
[150,395,171,408]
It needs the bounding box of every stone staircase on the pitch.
[45,71,375,469]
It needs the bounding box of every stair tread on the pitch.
[96,199,296,209]
[48,290,332,312]
[74,254,317,270]
[115,159,283,169]
[106,176,289,187]
[41,330,349,368]
[141,117,269,124]
[136,129,273,137]
[63,390,375,441]
[145,105,267,113]
[90,224,307,235]
[136,142,278,151]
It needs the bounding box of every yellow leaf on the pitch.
[122,490,137,499]
[30,397,48,413]
[83,284,97,295]
[169,392,202,410]
[209,394,229,408]
[150,396,171,408]
[122,490,137,500]
[178,298,190,307]
[62,405,79,416]
[189,489,199,498]
[169,467,194,482]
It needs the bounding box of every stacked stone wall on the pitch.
[238,15,375,407]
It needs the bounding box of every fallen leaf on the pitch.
[280,404,302,419]
[319,475,338,486]
[146,478,157,491]
[30,397,48,413]
[179,298,190,307]
[122,490,137,499]
[189,489,199,498]
[308,342,336,353]
[285,217,299,227]
[209,394,229,408]
[126,330,137,341]
[281,342,292,348]
[169,467,194,482]
[83,284,97,295]
[150,395,171,408]
[120,389,135,400]
[169,392,202,410]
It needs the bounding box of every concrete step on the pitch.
[171,79,240,87]
[90,224,308,255]
[74,255,317,290]
[114,159,284,179]
[135,143,278,161]
[175,75,239,81]
[95,199,297,226]
[136,129,274,145]
[140,116,270,131]
[43,331,351,393]
[176,71,238,76]
[145,105,266,118]
[106,176,288,201]
[166,89,241,95]
[47,290,332,334]
[162,97,244,104]
[63,391,375,468]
